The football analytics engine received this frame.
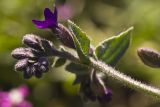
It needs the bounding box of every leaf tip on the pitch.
[67,20,75,27]
[67,20,76,33]
[123,26,134,35]
[118,26,134,38]
[128,26,134,31]
[67,20,72,24]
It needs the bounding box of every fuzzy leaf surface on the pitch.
[95,27,133,66]
[68,20,90,64]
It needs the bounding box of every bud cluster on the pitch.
[11,34,53,79]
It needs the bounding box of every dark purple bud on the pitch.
[22,34,43,51]
[31,63,43,78]
[32,7,58,29]
[22,34,54,55]
[37,57,49,73]
[11,48,35,60]
[41,39,53,55]
[15,59,28,71]
[97,89,112,103]
[137,48,160,68]
[38,57,49,66]
[39,65,49,73]
[34,70,42,78]
[54,23,75,49]
[23,66,33,79]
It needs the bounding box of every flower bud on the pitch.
[11,48,35,60]
[39,65,49,73]
[22,34,43,51]
[97,89,112,103]
[137,48,160,68]
[53,24,75,49]
[34,70,42,78]
[15,59,28,71]
[37,57,49,73]
[38,57,49,66]
[23,66,33,79]
[41,39,53,55]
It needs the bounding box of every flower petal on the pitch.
[32,20,49,29]
[52,7,58,25]
[32,6,58,29]
[44,7,57,26]
[44,8,54,20]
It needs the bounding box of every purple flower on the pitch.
[32,7,58,29]
[32,6,75,49]
[0,85,32,107]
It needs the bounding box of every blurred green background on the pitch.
[1,0,160,107]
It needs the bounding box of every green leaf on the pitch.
[65,62,90,85]
[68,20,90,64]
[73,75,87,85]
[65,63,89,75]
[95,27,133,66]
[54,58,67,67]
[48,57,55,68]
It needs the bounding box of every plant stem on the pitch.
[52,49,160,100]
[90,58,160,99]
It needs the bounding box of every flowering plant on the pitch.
[11,5,160,103]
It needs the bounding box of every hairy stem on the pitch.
[52,49,160,100]
[90,58,160,99]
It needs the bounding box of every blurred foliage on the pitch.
[1,0,160,107]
